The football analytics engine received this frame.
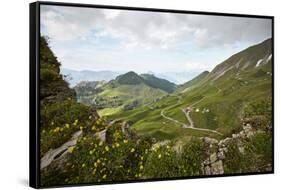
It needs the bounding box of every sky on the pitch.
[40,5,272,74]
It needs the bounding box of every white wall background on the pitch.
[0,0,279,189]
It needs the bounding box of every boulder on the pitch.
[217,150,225,160]
[204,137,219,144]
[204,166,211,175]
[211,160,224,175]
[210,153,218,163]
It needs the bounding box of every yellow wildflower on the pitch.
[105,146,109,151]
[73,119,78,126]
[65,124,70,129]
[54,127,60,133]
[96,120,101,125]
[89,150,93,155]
[99,141,103,146]
[123,139,128,144]
[82,163,86,168]
[97,159,101,164]
[102,174,107,179]
[91,126,96,131]
[115,143,120,148]
[155,144,160,149]
[140,165,144,170]
[158,154,162,159]
[94,162,98,168]
[67,146,75,153]
[80,126,83,131]
[130,148,135,153]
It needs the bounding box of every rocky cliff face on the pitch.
[202,122,271,175]
[39,36,100,156]
[40,37,76,105]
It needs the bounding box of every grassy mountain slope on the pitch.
[109,38,272,140]
[74,71,172,117]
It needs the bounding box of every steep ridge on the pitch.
[207,38,272,82]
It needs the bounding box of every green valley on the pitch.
[40,36,273,186]
[106,38,272,141]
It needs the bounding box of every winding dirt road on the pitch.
[161,86,223,136]
[160,95,186,126]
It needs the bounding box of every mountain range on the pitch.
[61,68,121,87]
[74,71,177,116]
[62,68,199,87]
[107,38,272,139]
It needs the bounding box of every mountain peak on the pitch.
[116,71,144,85]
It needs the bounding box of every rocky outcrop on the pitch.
[202,123,257,175]
[40,36,76,105]
[41,130,83,170]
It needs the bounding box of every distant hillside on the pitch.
[141,74,176,93]
[74,80,107,103]
[74,71,170,116]
[61,68,122,87]
[115,71,144,85]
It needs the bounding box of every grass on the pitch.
[106,61,272,141]
[98,106,123,117]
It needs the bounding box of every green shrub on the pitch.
[144,139,208,178]
[40,100,102,156]
[40,68,61,82]
[244,98,272,130]
[224,132,272,174]
[41,124,153,186]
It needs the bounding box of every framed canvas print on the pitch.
[29,1,274,188]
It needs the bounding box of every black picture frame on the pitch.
[30,1,274,189]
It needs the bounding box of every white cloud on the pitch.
[40,5,272,75]
[103,9,121,19]
[183,62,212,71]
[41,5,271,49]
